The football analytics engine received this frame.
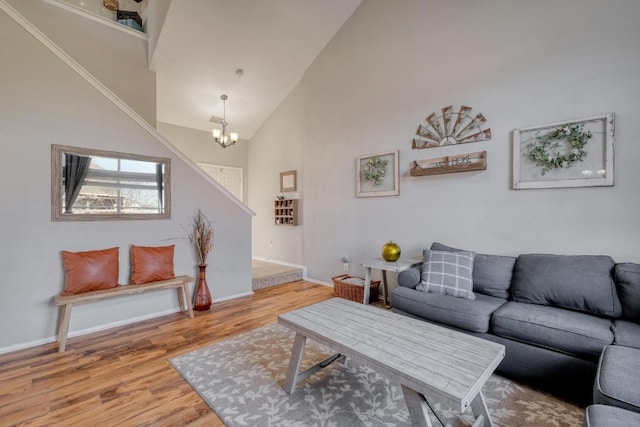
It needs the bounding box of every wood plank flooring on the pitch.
[0,281,334,426]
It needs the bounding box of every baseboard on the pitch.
[0,307,180,355]
[0,336,57,355]
[212,291,254,303]
[305,277,333,287]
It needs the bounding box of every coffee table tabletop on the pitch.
[278,298,505,426]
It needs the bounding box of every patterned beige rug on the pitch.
[170,323,584,426]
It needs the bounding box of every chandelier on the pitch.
[211,95,238,149]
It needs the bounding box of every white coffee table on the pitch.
[278,298,505,427]
[361,257,422,305]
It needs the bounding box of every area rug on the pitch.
[170,323,584,426]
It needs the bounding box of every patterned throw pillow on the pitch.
[417,249,476,300]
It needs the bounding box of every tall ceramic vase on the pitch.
[194,264,212,311]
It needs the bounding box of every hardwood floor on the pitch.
[0,281,334,426]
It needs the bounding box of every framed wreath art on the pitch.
[356,150,399,197]
[512,114,615,190]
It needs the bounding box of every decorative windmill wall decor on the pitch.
[412,105,491,149]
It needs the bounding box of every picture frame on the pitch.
[512,114,615,190]
[280,170,297,192]
[356,150,399,198]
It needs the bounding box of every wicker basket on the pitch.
[332,274,380,303]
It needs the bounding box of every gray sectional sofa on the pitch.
[390,242,640,404]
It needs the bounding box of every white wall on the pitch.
[157,122,249,202]
[8,0,157,126]
[0,3,252,352]
[249,85,304,265]
[146,0,171,67]
[249,0,640,285]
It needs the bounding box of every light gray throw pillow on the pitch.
[417,249,476,300]
[430,242,514,299]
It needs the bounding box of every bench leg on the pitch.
[181,283,194,318]
[57,304,72,353]
[177,286,186,312]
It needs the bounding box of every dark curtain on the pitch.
[63,154,91,213]
[156,163,164,210]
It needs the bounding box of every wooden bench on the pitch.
[53,275,195,352]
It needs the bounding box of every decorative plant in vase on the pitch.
[186,209,214,311]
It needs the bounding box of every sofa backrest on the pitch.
[615,263,640,322]
[511,254,621,318]
[430,242,514,299]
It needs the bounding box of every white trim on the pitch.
[305,277,334,287]
[212,291,254,303]
[0,307,180,355]
[252,256,308,280]
[0,336,56,355]
[40,0,149,40]
[0,0,254,217]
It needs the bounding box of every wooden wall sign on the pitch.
[410,151,487,176]
[412,105,491,149]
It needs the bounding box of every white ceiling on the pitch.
[152,0,362,140]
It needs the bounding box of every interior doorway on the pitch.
[198,163,244,202]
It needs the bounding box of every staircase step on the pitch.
[252,260,303,290]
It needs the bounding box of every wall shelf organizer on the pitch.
[274,199,298,226]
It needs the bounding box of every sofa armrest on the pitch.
[398,266,421,289]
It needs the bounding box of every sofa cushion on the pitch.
[391,286,506,333]
[584,405,640,427]
[613,320,640,350]
[417,249,475,300]
[594,345,640,412]
[511,254,621,318]
[491,302,613,360]
[614,263,640,321]
[431,242,514,299]
[398,266,421,288]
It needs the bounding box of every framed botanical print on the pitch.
[356,150,399,197]
[513,114,614,190]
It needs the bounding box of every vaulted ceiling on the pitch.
[151,0,362,140]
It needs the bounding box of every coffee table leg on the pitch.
[470,390,493,427]
[284,332,306,394]
[401,385,433,427]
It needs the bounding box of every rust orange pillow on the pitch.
[130,244,175,285]
[61,247,120,295]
